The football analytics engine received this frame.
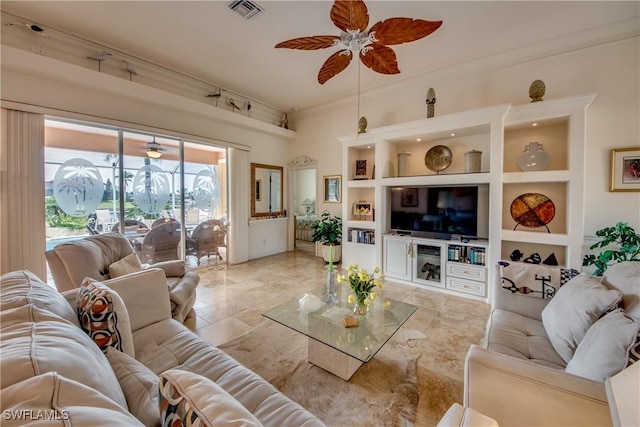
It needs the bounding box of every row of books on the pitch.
[448,245,486,265]
[348,229,375,245]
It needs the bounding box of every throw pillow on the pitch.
[601,261,640,322]
[106,347,159,427]
[541,273,622,363]
[565,309,640,382]
[498,260,579,300]
[109,253,143,278]
[77,277,135,357]
[158,369,262,427]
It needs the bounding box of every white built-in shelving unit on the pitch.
[339,95,595,302]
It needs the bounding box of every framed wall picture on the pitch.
[610,147,640,192]
[323,175,342,203]
[353,201,372,216]
[401,188,419,207]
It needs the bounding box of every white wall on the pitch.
[291,38,640,238]
[1,47,292,263]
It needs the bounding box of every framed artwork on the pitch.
[323,175,342,203]
[353,201,372,216]
[610,147,640,192]
[354,160,368,179]
[255,179,261,201]
[401,188,418,207]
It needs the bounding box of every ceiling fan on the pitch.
[275,0,442,84]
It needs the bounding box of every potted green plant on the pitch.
[312,211,342,264]
[583,221,640,276]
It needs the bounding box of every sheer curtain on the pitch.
[0,109,46,278]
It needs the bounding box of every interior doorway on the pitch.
[292,167,316,252]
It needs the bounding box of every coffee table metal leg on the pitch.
[308,338,363,381]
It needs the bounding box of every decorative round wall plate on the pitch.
[424,145,452,172]
[510,193,555,232]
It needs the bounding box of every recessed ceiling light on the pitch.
[450,133,456,137]
[532,123,538,127]
[416,138,421,142]
[367,145,372,149]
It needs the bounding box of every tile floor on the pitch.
[184,249,491,424]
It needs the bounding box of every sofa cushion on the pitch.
[541,274,622,363]
[0,304,128,409]
[485,309,566,369]
[601,261,640,322]
[565,309,640,382]
[77,277,135,357]
[0,270,79,327]
[150,259,186,278]
[106,347,159,427]
[159,369,262,427]
[133,319,325,426]
[437,403,499,427]
[0,372,143,426]
[109,253,143,278]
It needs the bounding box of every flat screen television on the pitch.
[389,185,488,239]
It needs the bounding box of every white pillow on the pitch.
[541,274,622,363]
[109,253,143,278]
[158,369,262,427]
[565,309,640,382]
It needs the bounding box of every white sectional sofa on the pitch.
[0,270,325,426]
[463,261,640,427]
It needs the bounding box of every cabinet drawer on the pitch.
[446,263,486,281]
[446,277,486,297]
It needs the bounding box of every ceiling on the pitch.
[1,1,638,113]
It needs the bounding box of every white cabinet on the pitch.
[383,235,487,297]
[383,236,412,281]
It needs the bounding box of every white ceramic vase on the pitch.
[517,141,551,171]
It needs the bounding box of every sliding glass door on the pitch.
[44,118,228,281]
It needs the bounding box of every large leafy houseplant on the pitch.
[311,211,342,245]
[583,222,640,276]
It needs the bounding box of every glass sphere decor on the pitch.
[517,141,551,171]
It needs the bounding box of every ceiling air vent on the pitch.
[228,0,263,19]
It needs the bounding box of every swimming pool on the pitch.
[45,235,87,251]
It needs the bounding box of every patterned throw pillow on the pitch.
[498,260,579,300]
[77,278,135,357]
[158,369,262,427]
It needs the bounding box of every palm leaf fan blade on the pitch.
[360,43,399,75]
[330,0,369,32]
[275,36,340,50]
[318,50,353,84]
[370,18,442,45]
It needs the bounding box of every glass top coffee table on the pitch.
[263,286,417,380]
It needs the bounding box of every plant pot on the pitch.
[321,244,341,263]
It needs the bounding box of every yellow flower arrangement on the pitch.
[337,264,384,313]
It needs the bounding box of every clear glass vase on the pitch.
[517,141,551,171]
[353,294,370,316]
[324,268,338,305]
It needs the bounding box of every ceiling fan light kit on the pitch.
[275,0,442,84]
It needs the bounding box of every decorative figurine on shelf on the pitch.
[358,116,368,134]
[426,87,436,118]
[529,79,546,102]
[279,113,289,129]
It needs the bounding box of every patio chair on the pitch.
[186,219,227,265]
[45,233,199,323]
[137,221,181,264]
[151,217,179,229]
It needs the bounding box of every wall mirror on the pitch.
[251,163,284,217]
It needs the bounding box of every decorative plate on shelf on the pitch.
[424,145,452,172]
[510,193,555,233]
